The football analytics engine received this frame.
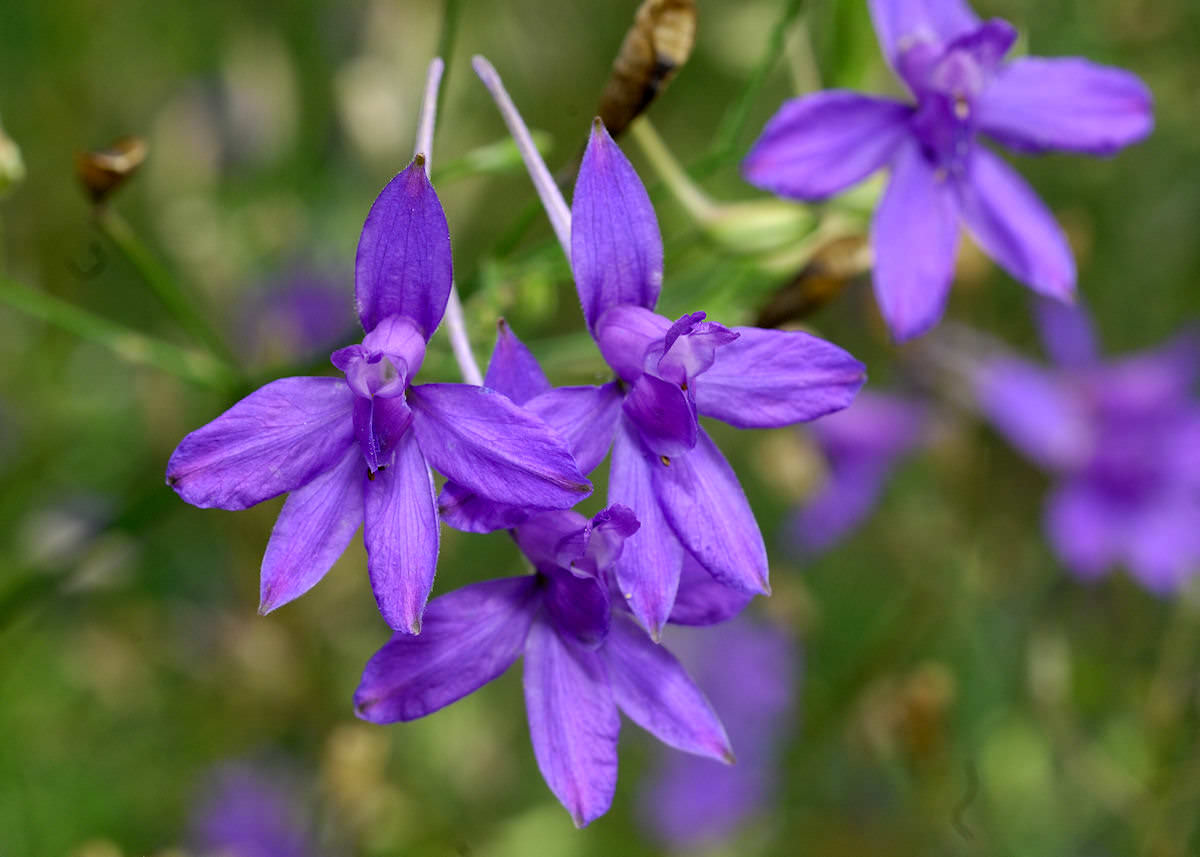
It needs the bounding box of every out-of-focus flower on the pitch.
[794,391,928,553]
[236,267,352,366]
[743,0,1153,341]
[976,299,1200,593]
[640,617,799,848]
[166,158,590,633]
[189,762,315,857]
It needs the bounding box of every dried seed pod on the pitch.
[75,136,148,204]
[755,234,870,328]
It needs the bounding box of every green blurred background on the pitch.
[1,0,1199,854]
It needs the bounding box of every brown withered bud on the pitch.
[75,136,148,205]
[754,234,870,328]
[598,0,697,137]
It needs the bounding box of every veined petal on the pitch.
[871,140,961,342]
[523,615,620,828]
[623,373,699,458]
[259,445,365,614]
[1033,296,1099,369]
[436,482,533,534]
[868,0,980,67]
[527,383,623,474]
[572,121,663,330]
[355,159,452,337]
[354,576,539,722]
[653,430,770,596]
[363,431,440,633]
[978,57,1153,156]
[352,394,413,474]
[595,305,672,382]
[549,505,642,578]
[408,383,591,508]
[958,147,1076,300]
[485,320,551,405]
[609,418,684,639]
[603,612,733,763]
[693,327,865,428]
[743,93,913,200]
[668,553,754,627]
[167,377,355,510]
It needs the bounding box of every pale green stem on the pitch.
[627,118,719,224]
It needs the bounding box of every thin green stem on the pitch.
[628,118,719,224]
[435,0,463,120]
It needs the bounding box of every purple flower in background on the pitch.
[167,158,590,632]
[744,0,1153,341]
[794,391,927,553]
[641,617,799,848]
[237,267,351,366]
[354,505,740,827]
[189,762,315,857]
[976,300,1200,593]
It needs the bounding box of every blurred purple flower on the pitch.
[189,762,314,857]
[236,268,351,366]
[977,300,1200,593]
[355,505,740,828]
[641,617,799,848]
[167,159,590,633]
[744,0,1153,341]
[794,391,928,553]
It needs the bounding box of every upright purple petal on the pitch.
[527,383,623,474]
[693,327,865,429]
[355,159,453,337]
[571,121,663,330]
[485,320,551,405]
[957,147,1076,300]
[595,305,672,382]
[977,57,1154,155]
[523,616,620,828]
[259,445,365,614]
[167,377,355,510]
[868,0,980,66]
[653,430,770,596]
[668,553,755,626]
[363,432,440,633]
[354,576,539,722]
[1034,297,1099,369]
[871,141,961,342]
[743,93,913,200]
[408,383,591,508]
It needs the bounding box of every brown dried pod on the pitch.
[75,136,148,204]
[755,234,870,328]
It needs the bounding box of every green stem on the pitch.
[628,118,719,224]
[0,276,238,390]
[435,0,463,120]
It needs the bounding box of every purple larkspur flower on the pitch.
[166,158,591,632]
[189,762,315,857]
[794,391,928,553]
[354,502,745,828]
[743,0,1153,341]
[237,267,351,365]
[641,617,799,848]
[976,299,1200,594]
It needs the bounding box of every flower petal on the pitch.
[352,394,413,474]
[523,615,620,828]
[571,121,663,330]
[668,553,755,626]
[543,566,612,650]
[363,431,440,633]
[957,147,1076,300]
[793,460,889,555]
[1044,480,1122,582]
[355,158,452,337]
[653,429,770,596]
[595,305,672,382]
[354,576,539,722]
[623,373,699,458]
[485,320,551,405]
[978,57,1154,156]
[408,383,591,508]
[166,377,355,510]
[870,140,961,342]
[259,445,365,614]
[868,0,980,66]
[693,327,866,428]
[436,482,534,534]
[603,612,733,763]
[527,383,623,474]
[1125,495,1200,595]
[743,93,913,200]
[1033,296,1099,369]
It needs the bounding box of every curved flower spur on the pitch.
[165,60,590,633]
[472,56,866,638]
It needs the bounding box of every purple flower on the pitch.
[976,299,1200,594]
[354,505,741,828]
[189,762,315,857]
[236,267,351,366]
[167,159,591,632]
[641,617,799,847]
[794,391,928,553]
[743,0,1153,341]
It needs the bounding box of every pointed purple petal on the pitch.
[623,373,699,458]
[166,377,355,510]
[363,431,440,632]
[603,612,733,762]
[609,418,684,638]
[259,445,364,614]
[693,327,866,428]
[354,576,539,722]
[527,383,623,474]
[485,320,551,405]
[408,383,591,508]
[871,141,961,342]
[743,93,913,200]
[543,567,612,650]
[436,482,533,533]
[958,147,1076,300]
[669,552,755,626]
[523,615,620,828]
[1125,496,1200,595]
[978,57,1153,156]
[355,159,452,337]
[1033,297,1099,369]
[595,305,672,382]
[571,121,663,330]
[868,0,980,66]
[1044,480,1121,582]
